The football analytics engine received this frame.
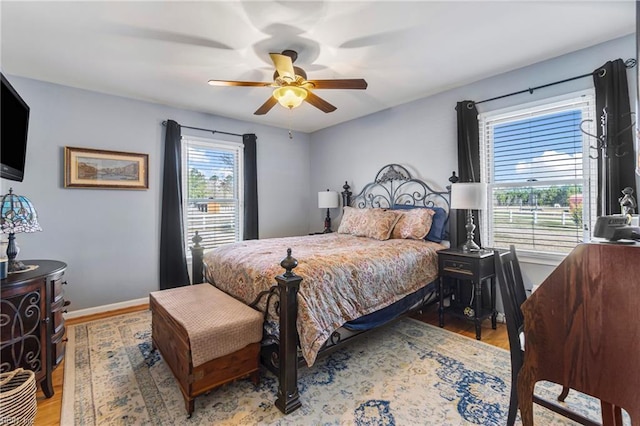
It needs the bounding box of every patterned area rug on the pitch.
[61,311,609,425]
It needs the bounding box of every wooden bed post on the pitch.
[190,231,204,284]
[274,248,303,414]
[342,181,352,207]
[447,172,459,247]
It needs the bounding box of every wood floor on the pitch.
[34,302,508,425]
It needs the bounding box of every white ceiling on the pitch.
[0,1,635,133]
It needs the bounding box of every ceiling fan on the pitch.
[207,50,368,115]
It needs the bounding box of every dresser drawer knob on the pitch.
[63,309,68,314]
[62,281,68,285]
[42,317,50,324]
[63,300,71,307]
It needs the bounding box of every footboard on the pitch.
[192,241,304,414]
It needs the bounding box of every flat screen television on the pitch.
[1,73,30,182]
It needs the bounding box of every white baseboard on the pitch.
[64,297,148,320]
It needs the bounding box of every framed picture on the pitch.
[64,146,149,189]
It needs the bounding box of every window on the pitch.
[181,136,243,255]
[479,92,597,256]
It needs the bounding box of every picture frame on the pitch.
[64,146,149,189]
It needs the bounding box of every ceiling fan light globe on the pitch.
[273,86,307,109]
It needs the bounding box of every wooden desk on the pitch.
[517,243,640,426]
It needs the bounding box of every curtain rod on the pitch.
[475,58,636,106]
[161,120,243,137]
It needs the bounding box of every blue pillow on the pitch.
[393,204,448,243]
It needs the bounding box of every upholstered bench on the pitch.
[149,283,263,417]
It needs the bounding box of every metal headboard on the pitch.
[348,164,451,212]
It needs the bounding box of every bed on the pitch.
[192,164,456,414]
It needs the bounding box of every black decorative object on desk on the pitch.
[619,186,636,217]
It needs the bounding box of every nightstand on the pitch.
[437,248,497,340]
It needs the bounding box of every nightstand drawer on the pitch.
[442,259,474,278]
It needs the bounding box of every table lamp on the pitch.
[1,188,42,272]
[451,182,487,252]
[318,189,339,233]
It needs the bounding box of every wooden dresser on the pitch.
[0,260,68,397]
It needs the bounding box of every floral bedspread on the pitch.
[203,233,444,366]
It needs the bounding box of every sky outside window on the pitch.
[493,110,583,183]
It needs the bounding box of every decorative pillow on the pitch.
[337,206,367,235]
[391,207,435,240]
[393,205,448,242]
[338,207,401,240]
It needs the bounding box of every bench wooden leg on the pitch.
[250,370,260,386]
[185,397,194,418]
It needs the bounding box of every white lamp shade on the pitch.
[318,191,339,209]
[451,182,487,210]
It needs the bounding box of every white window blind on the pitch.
[181,137,243,255]
[479,92,597,255]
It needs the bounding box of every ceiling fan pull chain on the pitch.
[288,108,294,140]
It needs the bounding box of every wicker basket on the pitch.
[0,368,37,426]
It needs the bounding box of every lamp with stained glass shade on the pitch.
[1,188,42,272]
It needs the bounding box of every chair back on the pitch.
[494,246,527,361]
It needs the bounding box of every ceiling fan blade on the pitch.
[306,79,368,90]
[304,91,337,113]
[254,96,278,115]
[105,23,234,50]
[208,80,273,87]
[269,53,295,81]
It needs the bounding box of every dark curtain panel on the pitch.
[455,100,482,248]
[159,120,190,289]
[243,133,259,240]
[593,59,636,216]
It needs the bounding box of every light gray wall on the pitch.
[0,77,311,310]
[2,35,635,310]
[308,34,636,288]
